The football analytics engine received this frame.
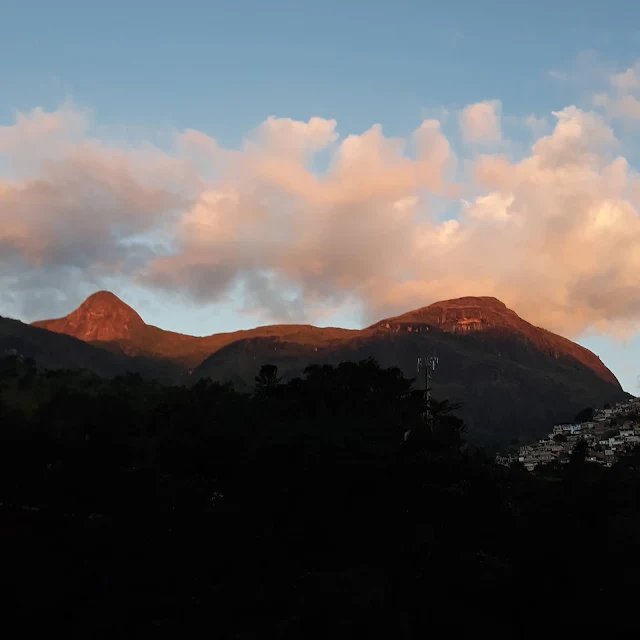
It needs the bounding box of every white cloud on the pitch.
[0,107,190,317]
[593,58,640,121]
[3,102,640,340]
[548,69,568,81]
[459,100,503,145]
[524,115,548,138]
[611,62,640,92]
[249,116,338,156]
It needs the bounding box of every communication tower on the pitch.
[417,355,438,428]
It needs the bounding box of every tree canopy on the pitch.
[2,354,640,635]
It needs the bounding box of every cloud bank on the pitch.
[2,69,640,338]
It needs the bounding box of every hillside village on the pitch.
[497,397,640,471]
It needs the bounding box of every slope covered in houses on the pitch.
[497,397,640,471]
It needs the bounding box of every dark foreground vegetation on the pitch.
[2,354,640,636]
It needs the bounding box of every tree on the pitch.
[574,407,594,424]
[405,397,467,452]
[569,437,588,466]
[553,433,567,443]
[254,364,282,398]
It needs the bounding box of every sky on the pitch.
[2,0,640,393]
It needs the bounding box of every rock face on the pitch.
[30,292,629,446]
[33,291,145,342]
[371,296,515,334]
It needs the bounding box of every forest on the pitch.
[2,353,640,636]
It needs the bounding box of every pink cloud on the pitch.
[3,102,640,339]
[459,100,502,145]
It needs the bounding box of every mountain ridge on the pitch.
[32,291,621,386]
[27,291,628,445]
[368,295,617,386]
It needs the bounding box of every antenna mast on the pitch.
[417,354,438,429]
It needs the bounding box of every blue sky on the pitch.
[5,0,638,144]
[2,0,640,394]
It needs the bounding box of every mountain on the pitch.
[32,290,146,343]
[2,294,181,381]
[369,296,618,386]
[0,315,126,377]
[31,292,628,446]
[33,291,359,369]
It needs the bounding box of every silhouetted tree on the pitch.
[2,354,640,635]
[574,407,595,423]
[569,437,589,467]
[253,364,281,398]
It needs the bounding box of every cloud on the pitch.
[379,106,640,338]
[3,101,640,341]
[611,61,640,93]
[0,107,191,318]
[548,70,567,81]
[248,115,338,157]
[593,59,640,120]
[145,118,457,322]
[459,100,503,145]
[0,106,87,153]
[524,115,549,138]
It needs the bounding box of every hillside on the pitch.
[1,313,182,383]
[31,292,629,445]
[0,315,125,377]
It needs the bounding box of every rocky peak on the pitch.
[32,291,145,342]
[371,296,522,335]
[417,297,520,333]
[369,295,619,386]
